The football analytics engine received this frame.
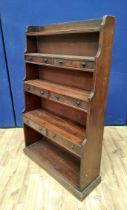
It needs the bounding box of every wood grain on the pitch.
[39,66,93,91]
[26,18,102,35]
[23,16,115,200]
[37,33,99,56]
[24,79,90,100]
[0,127,127,209]
[23,109,86,145]
[80,16,115,190]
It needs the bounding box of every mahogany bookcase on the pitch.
[23,15,115,200]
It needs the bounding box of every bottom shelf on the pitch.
[24,137,80,187]
[24,137,101,200]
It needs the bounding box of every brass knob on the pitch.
[26,119,29,124]
[52,133,56,138]
[26,86,30,91]
[44,58,48,63]
[56,95,60,100]
[75,100,81,106]
[40,90,44,94]
[38,126,42,131]
[71,145,74,149]
[81,61,86,68]
[58,59,64,65]
[28,56,33,61]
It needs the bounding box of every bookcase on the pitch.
[23,15,115,200]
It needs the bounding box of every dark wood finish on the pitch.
[24,138,80,187]
[25,53,95,71]
[26,19,102,35]
[23,109,86,157]
[37,33,99,56]
[39,66,93,91]
[24,79,90,112]
[80,16,115,190]
[41,99,87,126]
[23,15,115,200]
[24,138,101,200]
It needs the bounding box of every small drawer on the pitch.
[49,92,88,111]
[53,58,94,69]
[54,58,65,66]
[25,55,53,65]
[41,57,53,65]
[47,130,81,156]
[25,55,42,63]
[23,117,47,136]
[24,83,49,98]
[80,61,94,69]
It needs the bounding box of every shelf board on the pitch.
[26,28,100,36]
[24,138,101,200]
[26,19,102,36]
[24,138,80,188]
[23,109,86,147]
[24,79,91,101]
[25,53,95,62]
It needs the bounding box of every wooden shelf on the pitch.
[24,80,91,112]
[24,79,90,100]
[24,138,80,188]
[26,19,102,36]
[25,53,95,61]
[23,109,86,157]
[26,28,100,36]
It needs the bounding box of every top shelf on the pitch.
[26,28,100,36]
[26,19,102,36]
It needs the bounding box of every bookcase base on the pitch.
[24,140,101,200]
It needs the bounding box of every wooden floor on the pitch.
[0,127,127,210]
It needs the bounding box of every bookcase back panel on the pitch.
[26,37,37,53]
[25,64,39,79]
[37,33,99,56]
[41,99,87,126]
[39,66,93,91]
[24,92,41,111]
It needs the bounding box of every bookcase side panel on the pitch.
[80,16,115,190]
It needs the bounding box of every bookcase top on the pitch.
[26,15,114,36]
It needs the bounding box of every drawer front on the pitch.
[23,117,47,136]
[25,55,53,65]
[25,55,94,70]
[53,58,94,69]
[47,130,81,156]
[49,92,88,111]
[23,117,81,157]
[24,83,49,98]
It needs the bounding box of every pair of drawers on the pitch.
[24,83,88,112]
[23,116,81,157]
[25,55,94,70]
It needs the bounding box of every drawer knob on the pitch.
[71,145,74,149]
[38,126,42,131]
[58,59,64,65]
[81,61,86,68]
[26,86,30,91]
[44,58,48,63]
[28,56,33,61]
[52,133,56,138]
[26,119,29,124]
[75,100,81,106]
[40,90,44,94]
[56,95,60,100]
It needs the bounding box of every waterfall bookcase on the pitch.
[23,15,115,200]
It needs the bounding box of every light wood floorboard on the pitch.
[0,127,127,210]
